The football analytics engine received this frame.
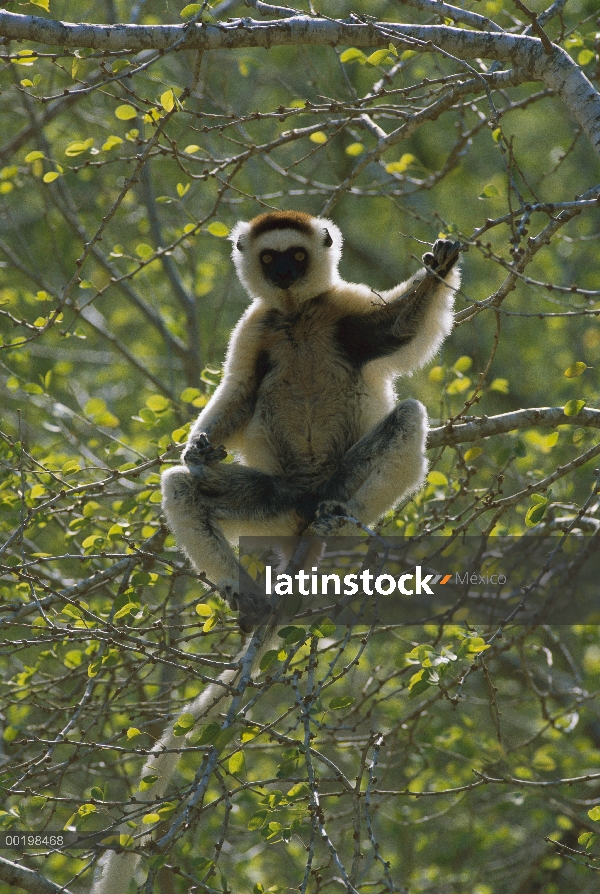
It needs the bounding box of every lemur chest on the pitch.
[249,305,364,467]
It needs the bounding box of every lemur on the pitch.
[161,210,461,628]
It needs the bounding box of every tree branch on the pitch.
[0,13,598,156]
[0,855,74,894]
[427,406,600,450]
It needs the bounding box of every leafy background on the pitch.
[1,1,600,893]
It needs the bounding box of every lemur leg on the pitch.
[307,399,428,535]
[162,451,300,626]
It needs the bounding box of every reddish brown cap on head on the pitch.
[249,210,314,238]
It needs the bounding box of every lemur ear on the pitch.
[236,237,244,252]
[323,228,333,248]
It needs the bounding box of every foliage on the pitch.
[1,1,600,893]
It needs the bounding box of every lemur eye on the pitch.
[262,253,272,264]
[295,251,306,262]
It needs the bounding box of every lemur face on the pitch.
[259,245,309,288]
[230,210,343,306]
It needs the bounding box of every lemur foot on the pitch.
[183,433,227,471]
[217,577,271,633]
[422,239,461,276]
[304,501,351,536]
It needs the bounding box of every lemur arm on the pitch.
[186,304,267,452]
[335,239,461,372]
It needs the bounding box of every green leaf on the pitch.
[139,775,159,791]
[195,722,220,746]
[173,712,196,736]
[464,447,483,461]
[525,500,547,527]
[329,696,355,710]
[142,813,160,824]
[180,3,202,17]
[479,183,500,198]
[259,649,279,672]
[339,48,367,64]
[579,831,596,848]
[286,782,310,800]
[366,50,391,66]
[228,751,245,775]
[588,806,600,821]
[277,625,306,644]
[563,362,587,378]
[563,399,585,416]
[248,809,269,831]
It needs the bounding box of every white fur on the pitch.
[230,216,343,306]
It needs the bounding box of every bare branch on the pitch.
[0,13,599,153]
[427,406,600,449]
[0,856,75,894]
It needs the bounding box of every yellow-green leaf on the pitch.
[25,151,44,163]
[102,135,123,151]
[489,378,509,394]
[180,3,202,16]
[207,222,229,237]
[479,183,500,198]
[142,813,160,824]
[146,394,169,412]
[309,132,327,144]
[184,144,200,154]
[115,104,137,121]
[195,603,213,617]
[366,49,391,66]
[464,447,483,462]
[30,0,50,9]
[427,471,448,487]
[578,49,595,66]
[176,182,190,197]
[428,365,445,384]
[385,153,415,174]
[126,728,141,739]
[563,362,587,378]
[65,138,94,157]
[42,171,60,183]
[339,48,367,64]
[228,751,245,775]
[454,355,472,373]
[160,89,175,113]
[345,142,364,156]
[564,399,585,416]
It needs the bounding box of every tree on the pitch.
[1,1,600,892]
